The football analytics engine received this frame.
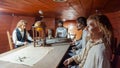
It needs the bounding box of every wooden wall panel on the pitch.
[42,18,56,37]
[105,12,120,68]
[106,11,120,68]
[106,11,120,45]
[0,14,35,53]
[0,15,13,53]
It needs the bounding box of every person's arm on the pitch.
[63,51,83,66]
[26,31,33,42]
[12,29,26,45]
[55,28,58,38]
[71,40,82,50]
[64,28,68,38]
[76,40,82,49]
[63,57,74,66]
[71,45,87,64]
[71,54,82,64]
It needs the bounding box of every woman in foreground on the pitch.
[63,14,113,68]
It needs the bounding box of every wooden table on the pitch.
[0,42,70,68]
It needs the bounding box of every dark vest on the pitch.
[16,28,32,43]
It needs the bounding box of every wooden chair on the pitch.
[7,31,14,50]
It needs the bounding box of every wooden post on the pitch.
[32,27,36,47]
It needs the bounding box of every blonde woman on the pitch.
[63,14,113,68]
[12,20,33,48]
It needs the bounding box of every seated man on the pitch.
[12,20,33,48]
[55,20,68,38]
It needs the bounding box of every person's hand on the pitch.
[55,35,57,38]
[70,41,75,46]
[72,46,77,50]
[24,42,28,45]
[63,58,74,66]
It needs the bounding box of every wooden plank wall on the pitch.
[42,18,56,37]
[106,11,120,68]
[106,11,120,46]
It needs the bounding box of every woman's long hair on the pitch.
[87,14,114,60]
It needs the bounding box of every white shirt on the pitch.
[12,28,33,45]
[56,27,68,38]
[76,29,88,49]
[72,39,111,68]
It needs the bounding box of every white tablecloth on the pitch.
[0,45,53,66]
